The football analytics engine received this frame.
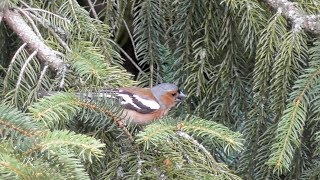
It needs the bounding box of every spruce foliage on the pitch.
[1,0,320,179]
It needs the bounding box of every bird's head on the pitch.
[151,83,186,109]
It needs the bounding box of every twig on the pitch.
[122,19,139,62]
[176,131,228,173]
[21,7,70,24]
[20,1,70,36]
[76,101,134,141]
[107,39,146,75]
[87,0,98,19]
[0,120,38,137]
[121,18,163,82]
[82,1,106,9]
[58,65,67,88]
[3,43,27,90]
[0,12,3,23]
[35,65,49,97]
[25,11,71,52]
[14,50,38,97]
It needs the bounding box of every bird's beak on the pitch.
[176,92,187,102]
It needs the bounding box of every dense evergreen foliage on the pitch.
[1,0,320,179]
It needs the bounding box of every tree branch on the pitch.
[24,10,71,53]
[3,9,65,71]
[265,0,320,34]
[176,131,230,174]
[87,0,98,19]
[0,12,3,23]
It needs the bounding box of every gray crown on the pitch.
[151,83,179,108]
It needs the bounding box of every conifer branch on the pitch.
[265,0,320,34]
[24,11,71,53]
[3,9,65,71]
[176,131,227,173]
[0,162,26,179]
[15,50,38,95]
[76,101,134,141]
[0,120,34,137]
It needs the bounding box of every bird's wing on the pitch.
[98,88,161,114]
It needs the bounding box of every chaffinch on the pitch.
[100,83,186,125]
[38,83,186,125]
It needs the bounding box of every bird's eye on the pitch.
[171,93,177,96]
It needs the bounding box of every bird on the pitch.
[38,83,186,125]
[99,83,186,125]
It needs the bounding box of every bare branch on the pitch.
[3,9,65,71]
[87,0,98,19]
[17,8,43,40]
[122,19,139,63]
[0,12,3,23]
[265,0,320,34]
[107,39,146,76]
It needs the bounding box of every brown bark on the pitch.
[265,0,320,34]
[3,9,65,71]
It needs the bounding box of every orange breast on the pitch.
[122,109,165,125]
